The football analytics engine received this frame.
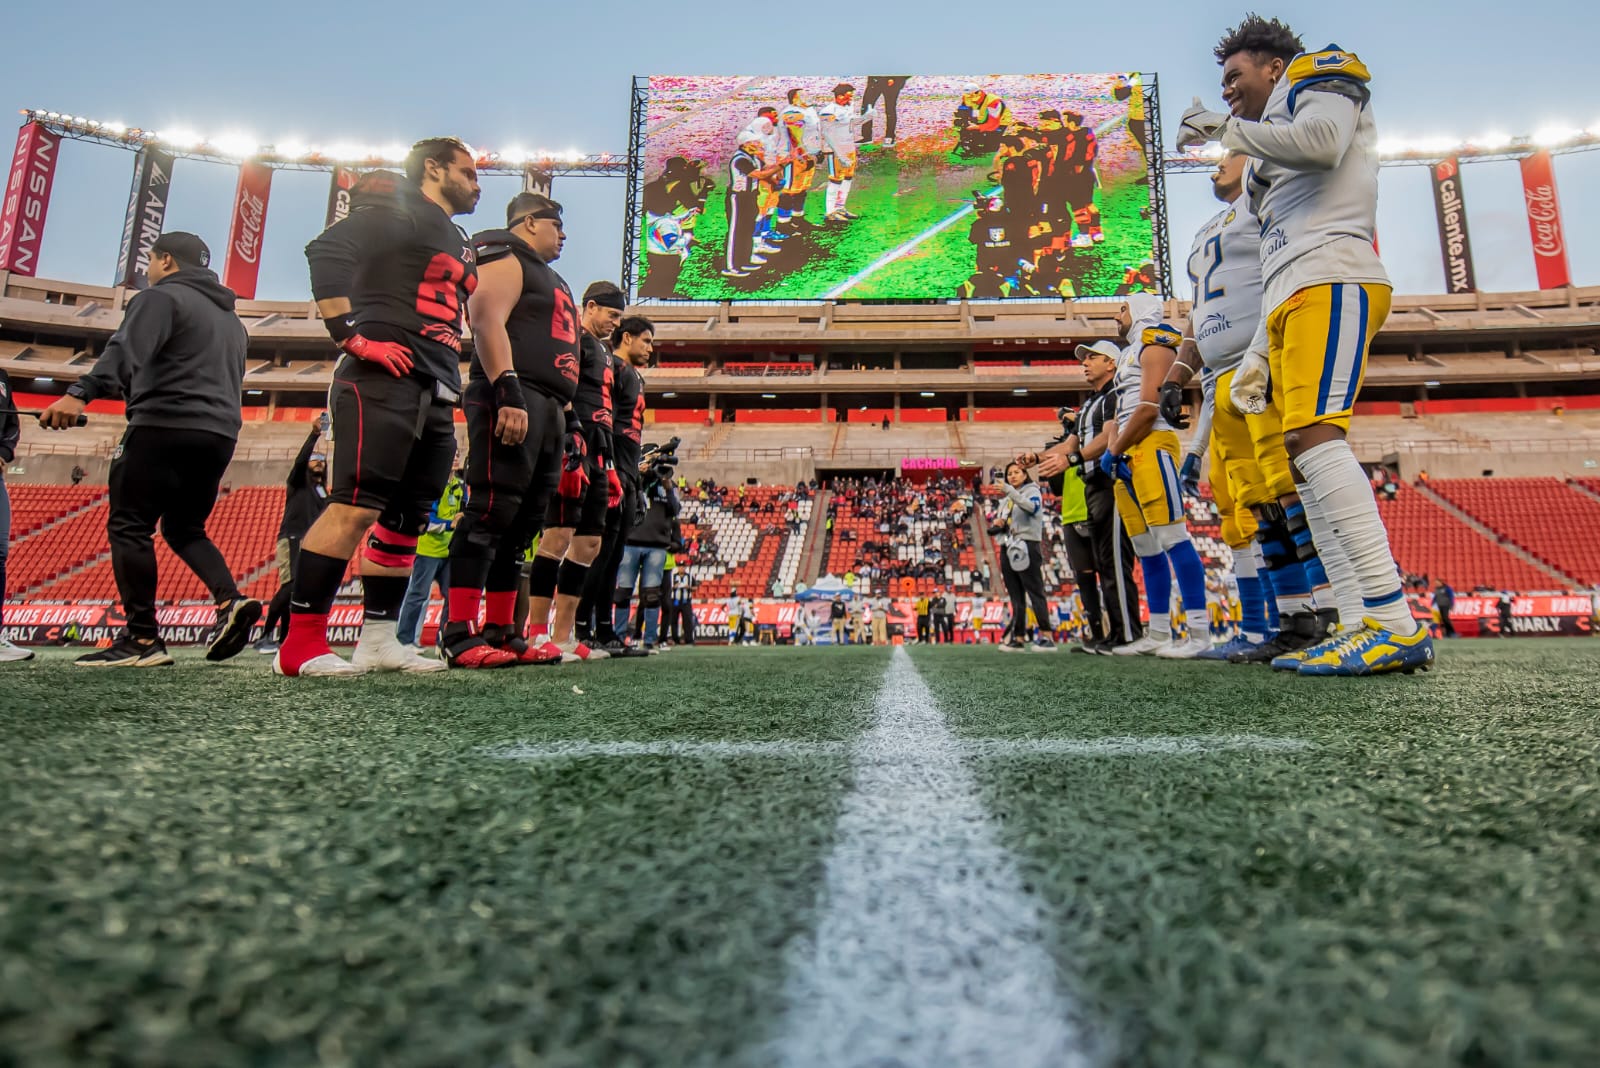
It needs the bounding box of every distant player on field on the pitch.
[816,83,874,222]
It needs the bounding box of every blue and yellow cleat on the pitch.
[1297,618,1435,677]
[1197,635,1257,661]
[1271,628,1349,672]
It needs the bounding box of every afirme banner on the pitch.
[223,161,272,299]
[113,145,175,288]
[324,165,361,228]
[1429,156,1477,294]
[1519,149,1571,290]
[0,122,61,276]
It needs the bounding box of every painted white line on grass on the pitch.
[486,739,846,761]
[771,647,1092,1068]
[961,733,1313,758]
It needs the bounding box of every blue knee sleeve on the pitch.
[1140,551,1172,625]
[1302,552,1329,589]
[1237,575,1267,639]
[1269,559,1310,598]
[1165,542,1207,616]
[1257,565,1281,631]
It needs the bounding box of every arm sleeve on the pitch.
[70,290,175,402]
[305,207,408,302]
[286,426,320,488]
[1005,484,1041,515]
[1186,374,1217,459]
[1221,89,1360,171]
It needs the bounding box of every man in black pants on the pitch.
[256,416,328,653]
[527,282,624,662]
[578,314,654,654]
[440,191,581,668]
[40,232,260,666]
[277,140,479,678]
[1018,341,1142,652]
[859,76,909,146]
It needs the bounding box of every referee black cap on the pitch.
[150,232,210,269]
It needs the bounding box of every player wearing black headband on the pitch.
[526,281,625,662]
[277,137,479,678]
[439,193,580,667]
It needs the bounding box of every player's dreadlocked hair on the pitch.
[1214,14,1304,65]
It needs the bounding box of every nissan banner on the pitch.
[113,145,175,288]
[1428,156,1477,294]
[223,161,272,299]
[0,122,62,275]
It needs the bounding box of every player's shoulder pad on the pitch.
[1286,46,1372,113]
[474,241,516,265]
[1141,323,1183,349]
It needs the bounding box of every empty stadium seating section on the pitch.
[1376,484,1556,591]
[679,488,812,600]
[1428,478,1600,585]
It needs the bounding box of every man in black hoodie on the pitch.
[439,191,579,668]
[277,138,479,678]
[39,232,259,667]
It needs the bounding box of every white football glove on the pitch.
[1176,97,1229,150]
[1231,349,1271,416]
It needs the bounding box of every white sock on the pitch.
[1295,481,1365,628]
[1149,614,1170,642]
[825,183,840,214]
[840,178,853,208]
[1186,608,1210,641]
[1293,439,1419,635]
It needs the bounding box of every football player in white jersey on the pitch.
[1161,150,1355,665]
[1178,15,1431,676]
[777,89,824,231]
[816,83,875,222]
[1101,293,1213,658]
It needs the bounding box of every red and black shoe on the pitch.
[483,623,562,665]
[440,622,518,669]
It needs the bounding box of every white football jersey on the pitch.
[1186,198,1263,374]
[778,104,824,155]
[1114,294,1179,432]
[1224,47,1389,313]
[816,102,867,158]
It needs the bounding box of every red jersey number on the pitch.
[416,253,475,326]
[552,287,577,344]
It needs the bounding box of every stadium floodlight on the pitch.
[1467,130,1514,151]
[158,127,204,149]
[380,143,408,164]
[1533,125,1582,147]
[498,147,528,165]
[211,131,262,158]
[273,139,311,160]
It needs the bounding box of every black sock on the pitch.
[529,554,561,599]
[362,574,410,622]
[290,550,348,615]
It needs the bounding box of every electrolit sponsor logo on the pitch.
[1197,312,1231,340]
[1263,227,1288,256]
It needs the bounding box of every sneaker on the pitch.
[0,637,37,663]
[1228,611,1327,665]
[839,209,861,220]
[274,650,366,677]
[1270,627,1350,672]
[555,638,607,663]
[746,254,769,266]
[719,268,750,279]
[999,640,1026,652]
[206,597,263,663]
[754,240,783,255]
[824,210,848,223]
[643,642,660,655]
[1297,619,1436,677]
[1113,634,1165,656]
[354,621,449,673]
[1029,638,1058,653]
[75,634,173,668]
[253,637,280,655]
[1196,635,1258,661]
[1156,636,1214,660]
[439,623,518,670]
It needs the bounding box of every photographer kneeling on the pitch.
[613,445,681,653]
[990,462,1054,652]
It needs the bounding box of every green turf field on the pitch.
[3,640,1598,1067]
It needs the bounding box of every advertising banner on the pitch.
[635,73,1156,300]
[113,145,175,288]
[0,122,61,275]
[1428,156,1477,294]
[1519,149,1572,289]
[325,165,361,228]
[223,161,272,298]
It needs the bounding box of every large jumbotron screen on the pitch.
[632,73,1159,301]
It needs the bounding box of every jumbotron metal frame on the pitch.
[620,77,650,298]
[1142,74,1173,296]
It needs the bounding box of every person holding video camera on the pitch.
[612,444,680,652]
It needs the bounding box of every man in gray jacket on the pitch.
[40,233,259,667]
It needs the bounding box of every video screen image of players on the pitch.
[635,73,1158,300]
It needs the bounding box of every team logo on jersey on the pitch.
[1224,208,1237,226]
[1314,52,1348,68]
[1197,312,1232,340]
[555,352,579,385]
[461,245,475,263]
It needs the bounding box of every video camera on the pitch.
[1044,405,1078,448]
[642,435,682,482]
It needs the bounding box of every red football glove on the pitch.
[339,333,413,377]
[558,453,589,501]
[606,464,624,509]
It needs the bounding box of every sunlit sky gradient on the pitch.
[5,0,1597,302]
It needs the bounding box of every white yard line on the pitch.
[769,647,1091,1068]
[487,739,845,761]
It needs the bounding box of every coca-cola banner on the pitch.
[1429,156,1477,294]
[0,122,61,276]
[1519,149,1571,290]
[113,145,175,288]
[324,165,360,228]
[223,161,272,298]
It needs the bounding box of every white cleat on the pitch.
[352,622,448,673]
[555,638,607,663]
[1112,634,1166,656]
[274,651,367,678]
[0,638,36,663]
[1156,636,1214,659]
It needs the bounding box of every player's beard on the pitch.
[444,178,480,215]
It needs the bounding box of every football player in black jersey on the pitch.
[439,193,581,668]
[527,281,624,662]
[577,314,654,654]
[277,137,479,678]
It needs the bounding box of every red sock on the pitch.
[484,591,517,627]
[277,613,330,676]
[448,588,483,628]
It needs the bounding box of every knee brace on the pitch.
[1281,497,1319,562]
[640,585,663,609]
[1151,522,1191,552]
[1130,530,1162,557]
[612,586,635,609]
[364,524,418,570]
[1253,502,1298,572]
[555,558,590,598]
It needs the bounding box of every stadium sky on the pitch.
[4,0,1598,304]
